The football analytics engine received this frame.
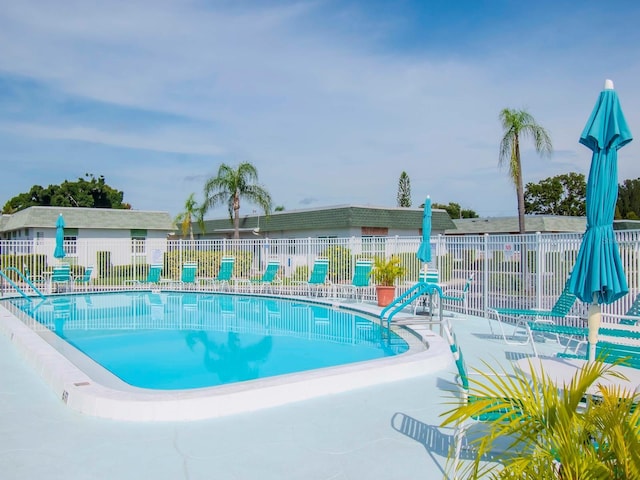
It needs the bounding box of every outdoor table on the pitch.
[515,357,640,395]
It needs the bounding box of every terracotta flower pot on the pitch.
[375,285,396,307]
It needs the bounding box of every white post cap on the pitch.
[604,79,614,90]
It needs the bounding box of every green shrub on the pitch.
[320,245,352,283]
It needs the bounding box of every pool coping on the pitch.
[0,295,452,422]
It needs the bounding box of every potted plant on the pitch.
[370,255,406,306]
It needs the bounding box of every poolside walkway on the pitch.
[0,304,566,480]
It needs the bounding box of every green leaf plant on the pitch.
[440,357,640,479]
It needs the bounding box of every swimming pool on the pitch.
[0,291,452,421]
[12,292,408,390]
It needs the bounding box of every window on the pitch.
[64,228,79,256]
[131,229,147,256]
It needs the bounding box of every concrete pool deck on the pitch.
[0,299,567,479]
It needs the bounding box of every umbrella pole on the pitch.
[587,293,601,363]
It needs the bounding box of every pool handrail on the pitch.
[0,267,46,299]
[380,282,443,330]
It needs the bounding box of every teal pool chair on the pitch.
[73,266,94,291]
[441,273,475,315]
[242,260,280,294]
[528,293,640,357]
[489,277,577,345]
[413,269,440,314]
[342,259,373,302]
[50,264,72,293]
[441,320,523,478]
[179,261,199,288]
[212,256,235,291]
[613,292,640,326]
[294,257,329,297]
[126,264,163,288]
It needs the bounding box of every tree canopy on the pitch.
[2,174,130,214]
[432,202,478,219]
[616,178,640,220]
[524,172,586,216]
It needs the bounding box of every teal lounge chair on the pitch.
[413,269,440,314]
[50,264,72,293]
[212,256,235,291]
[294,257,329,297]
[179,261,198,289]
[126,264,163,288]
[441,320,523,477]
[528,293,640,357]
[73,266,94,291]
[440,273,475,315]
[241,260,280,294]
[342,259,373,302]
[419,269,440,284]
[489,277,577,345]
[612,292,640,326]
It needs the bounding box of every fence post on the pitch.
[536,231,543,308]
[483,233,489,317]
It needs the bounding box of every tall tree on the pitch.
[524,173,586,216]
[396,171,412,207]
[174,193,204,240]
[499,108,553,233]
[202,162,272,239]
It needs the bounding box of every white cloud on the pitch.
[1,0,640,218]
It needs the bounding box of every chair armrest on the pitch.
[441,288,466,297]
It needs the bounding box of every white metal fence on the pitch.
[2,231,639,324]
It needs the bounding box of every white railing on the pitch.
[1,231,639,324]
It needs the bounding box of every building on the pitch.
[0,206,175,267]
[446,215,587,235]
[198,205,456,239]
[0,206,175,241]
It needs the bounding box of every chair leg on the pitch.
[451,421,468,480]
[490,312,530,345]
[526,323,540,356]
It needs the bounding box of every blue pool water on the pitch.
[12,292,409,390]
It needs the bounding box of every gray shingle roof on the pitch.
[1,206,175,231]
[614,220,640,231]
[448,215,587,234]
[202,205,455,234]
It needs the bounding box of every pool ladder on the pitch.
[379,283,444,331]
[0,267,46,300]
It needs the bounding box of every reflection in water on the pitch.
[10,292,409,389]
[52,297,74,337]
[186,330,273,382]
[17,293,396,348]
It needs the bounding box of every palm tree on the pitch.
[499,108,553,234]
[440,358,640,479]
[174,193,204,240]
[202,163,272,239]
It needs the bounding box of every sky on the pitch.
[1,0,640,220]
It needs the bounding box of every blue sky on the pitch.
[1,0,640,219]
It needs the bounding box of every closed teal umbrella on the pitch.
[416,197,432,278]
[54,214,66,260]
[568,79,632,362]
